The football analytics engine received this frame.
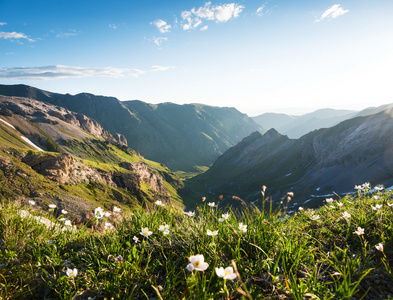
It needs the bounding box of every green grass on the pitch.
[1,184,392,299]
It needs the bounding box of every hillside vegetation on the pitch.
[1,184,392,299]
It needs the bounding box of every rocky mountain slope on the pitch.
[0,94,184,221]
[0,84,264,172]
[192,109,393,208]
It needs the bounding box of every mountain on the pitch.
[0,84,264,172]
[192,109,393,208]
[0,94,184,220]
[253,108,358,138]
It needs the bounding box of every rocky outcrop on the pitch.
[114,133,128,147]
[21,153,168,195]
[0,95,127,147]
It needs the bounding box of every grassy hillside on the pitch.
[1,184,392,299]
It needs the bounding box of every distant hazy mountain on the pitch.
[0,84,264,172]
[253,108,358,138]
[193,109,393,207]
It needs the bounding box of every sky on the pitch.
[0,0,393,116]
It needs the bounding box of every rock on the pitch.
[0,108,13,116]
[114,133,128,147]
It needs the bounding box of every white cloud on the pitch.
[0,31,34,42]
[0,65,173,80]
[200,25,208,31]
[55,29,80,38]
[256,3,267,16]
[316,4,349,22]
[214,3,243,22]
[152,19,171,33]
[181,2,244,31]
[109,24,117,29]
[0,22,7,26]
[150,65,174,72]
[153,37,168,46]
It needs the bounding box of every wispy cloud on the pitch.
[153,37,168,47]
[316,4,349,22]
[150,65,174,72]
[109,24,118,30]
[256,3,267,16]
[0,65,173,80]
[0,22,7,26]
[0,31,34,42]
[152,19,171,33]
[53,29,80,38]
[181,2,244,30]
[200,25,208,31]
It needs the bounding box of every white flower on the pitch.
[159,224,170,235]
[61,209,68,215]
[388,203,393,207]
[104,212,111,218]
[287,192,294,197]
[372,204,382,211]
[373,195,381,200]
[337,202,343,208]
[311,215,321,221]
[207,229,218,236]
[354,185,362,190]
[155,200,165,206]
[48,204,57,209]
[140,227,153,238]
[28,200,36,206]
[215,266,237,280]
[104,222,114,231]
[59,217,67,222]
[218,212,230,222]
[133,236,140,243]
[66,268,78,277]
[342,211,351,221]
[184,211,195,217]
[208,202,216,207]
[375,243,384,252]
[238,223,247,233]
[115,255,123,262]
[325,198,334,204]
[374,185,384,191]
[353,227,364,236]
[298,207,304,211]
[95,207,104,219]
[19,210,30,218]
[113,206,122,213]
[186,254,209,272]
[362,182,371,189]
[64,220,72,226]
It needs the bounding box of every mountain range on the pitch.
[192,108,393,209]
[1,83,393,211]
[252,104,393,139]
[0,84,263,172]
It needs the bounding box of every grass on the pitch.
[1,184,393,299]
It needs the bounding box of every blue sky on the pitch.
[1,0,393,116]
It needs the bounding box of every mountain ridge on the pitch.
[0,84,264,172]
[191,109,393,208]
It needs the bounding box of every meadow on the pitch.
[1,183,392,299]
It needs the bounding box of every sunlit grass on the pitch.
[1,184,393,299]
